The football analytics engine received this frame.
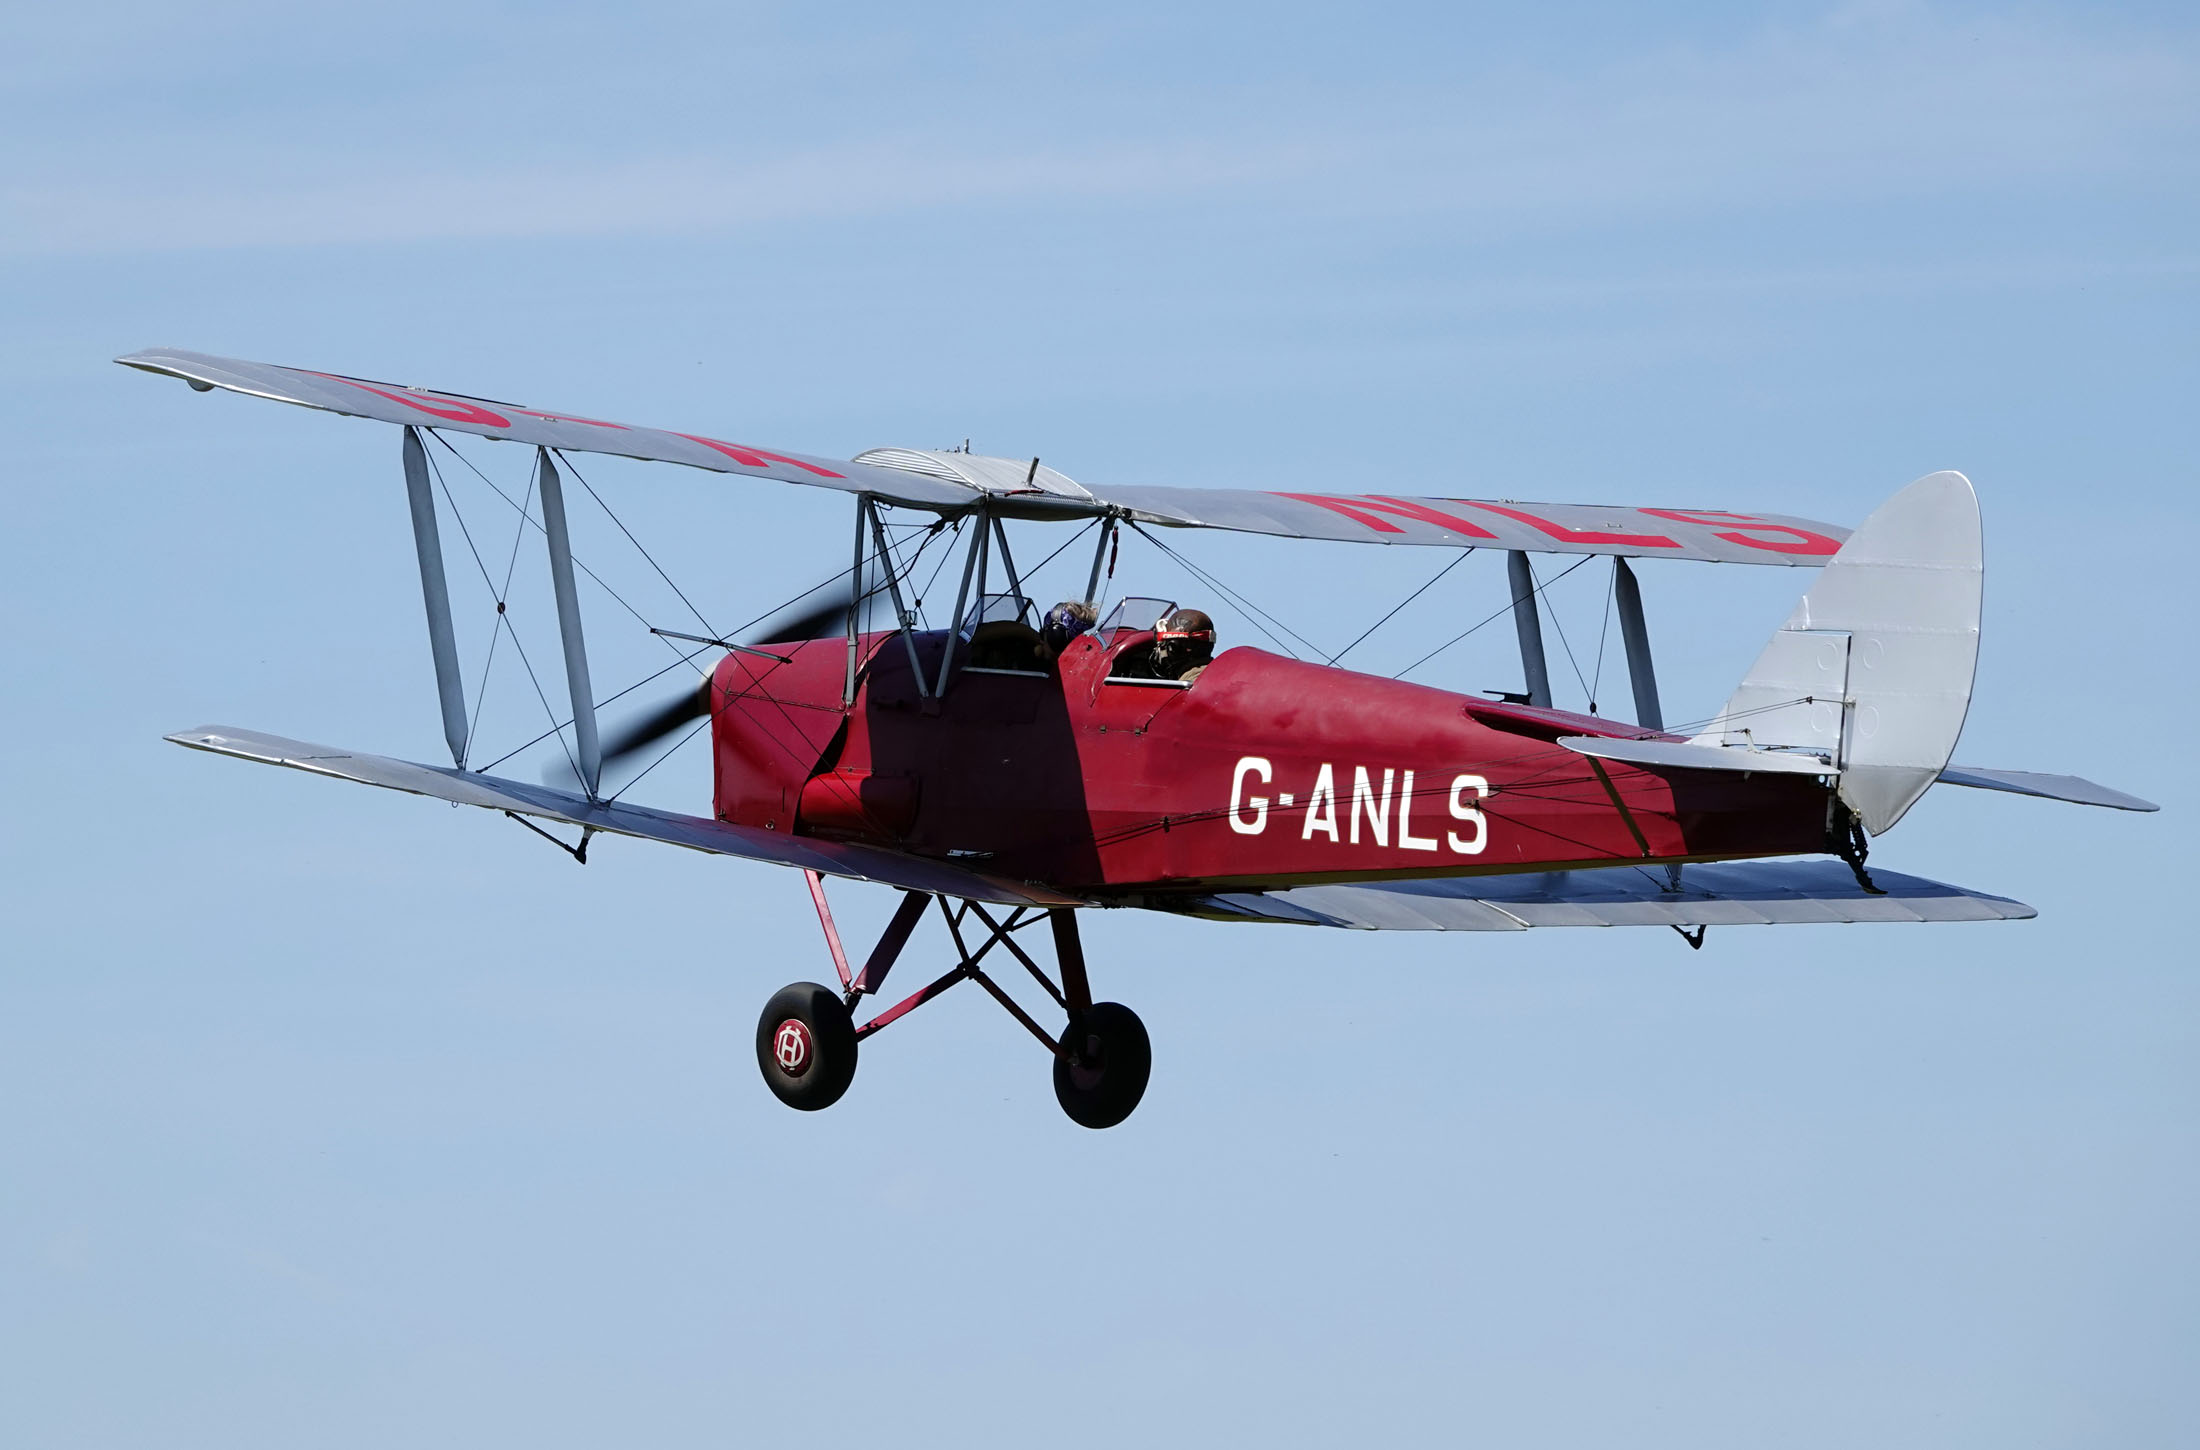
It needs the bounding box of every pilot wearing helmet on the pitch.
[1107,606,1216,683]
[1151,608,1216,682]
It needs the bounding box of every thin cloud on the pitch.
[1,138,1328,255]
[4,5,2193,256]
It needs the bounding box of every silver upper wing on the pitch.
[119,348,981,510]
[1174,858,2034,930]
[1093,484,1847,564]
[121,348,1850,564]
[167,726,1083,908]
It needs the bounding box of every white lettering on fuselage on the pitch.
[1302,763,1338,842]
[1230,756,1272,834]
[1229,757,1491,853]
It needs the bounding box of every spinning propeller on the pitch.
[552,581,857,789]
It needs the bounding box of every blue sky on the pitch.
[4,3,2195,1446]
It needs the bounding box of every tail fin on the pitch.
[1693,471,1982,835]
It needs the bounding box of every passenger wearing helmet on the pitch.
[1152,608,1216,682]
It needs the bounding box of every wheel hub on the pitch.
[772,1018,814,1077]
[1068,1030,1106,1091]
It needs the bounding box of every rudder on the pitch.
[1692,471,1982,834]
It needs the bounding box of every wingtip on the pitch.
[118,351,216,390]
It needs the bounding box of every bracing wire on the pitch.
[472,643,720,776]
[430,430,852,785]
[1018,516,1102,583]
[1128,522,1328,659]
[1395,553,1595,680]
[1534,556,1597,708]
[423,442,579,779]
[1328,549,1473,666]
[606,715,714,805]
[911,518,965,626]
[1589,559,1617,714]
[472,522,961,780]
[417,445,501,759]
[555,449,720,642]
[425,431,671,647]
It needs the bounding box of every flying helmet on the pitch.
[1151,607,1215,677]
[1041,600,1098,657]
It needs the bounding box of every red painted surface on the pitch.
[512,407,629,429]
[1456,500,1680,549]
[1265,493,1839,558]
[710,629,1832,896]
[804,869,853,990]
[308,373,513,427]
[1276,493,1499,538]
[772,1018,813,1075]
[1637,507,1841,556]
[671,433,847,478]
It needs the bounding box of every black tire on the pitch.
[1053,1001,1151,1129]
[755,982,857,1111]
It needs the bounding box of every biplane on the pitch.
[122,347,2157,1128]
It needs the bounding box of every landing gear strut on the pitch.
[756,874,1150,1128]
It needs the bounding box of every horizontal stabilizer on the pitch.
[165,726,1081,907]
[1556,734,1833,775]
[1937,764,2159,813]
[1176,858,2033,931]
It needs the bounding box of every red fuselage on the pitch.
[710,626,1832,896]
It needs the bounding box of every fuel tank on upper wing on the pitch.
[709,627,1834,894]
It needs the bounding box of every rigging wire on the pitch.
[417,445,500,759]
[554,449,720,642]
[471,643,720,776]
[422,442,579,780]
[486,549,889,777]
[1589,559,1617,714]
[1018,516,1102,583]
[1656,693,1818,738]
[911,518,965,625]
[606,715,714,805]
[1533,555,1597,708]
[1328,549,1473,666]
[1128,522,1328,660]
[870,512,958,627]
[430,429,809,784]
[1394,553,1595,681]
[427,445,965,784]
[503,609,585,782]
[424,430,672,649]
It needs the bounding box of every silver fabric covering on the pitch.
[1936,764,2159,812]
[166,726,1083,907]
[1556,735,1834,775]
[1181,858,2034,930]
[118,349,979,508]
[1694,472,1983,834]
[1094,483,1848,564]
[120,348,1850,564]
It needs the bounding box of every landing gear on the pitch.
[1054,1002,1151,1129]
[755,981,858,1111]
[755,873,1150,1127]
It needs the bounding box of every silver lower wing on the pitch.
[1175,858,2034,930]
[167,726,1082,908]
